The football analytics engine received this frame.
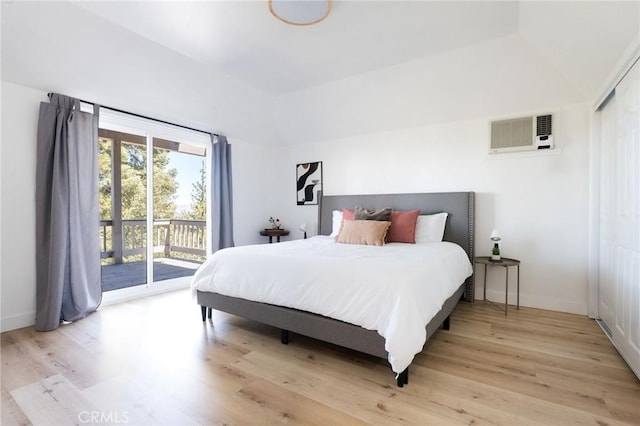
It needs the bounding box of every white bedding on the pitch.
[191,236,473,374]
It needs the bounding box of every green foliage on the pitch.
[98,139,112,220]
[150,147,178,220]
[189,160,206,220]
[98,140,179,221]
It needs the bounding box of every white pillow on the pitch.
[330,210,343,237]
[415,213,448,243]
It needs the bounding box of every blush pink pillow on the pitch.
[387,209,420,243]
[342,208,355,221]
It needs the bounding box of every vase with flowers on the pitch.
[268,217,281,229]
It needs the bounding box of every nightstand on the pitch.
[260,229,290,243]
[474,256,520,315]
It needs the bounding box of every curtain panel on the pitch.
[35,93,101,331]
[210,134,234,252]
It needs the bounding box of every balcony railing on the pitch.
[99,219,206,263]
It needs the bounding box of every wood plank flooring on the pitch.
[2,289,638,425]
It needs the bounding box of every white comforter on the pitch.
[191,236,473,374]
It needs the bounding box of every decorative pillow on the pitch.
[335,220,391,246]
[342,208,355,221]
[330,210,343,237]
[387,209,420,243]
[354,206,392,222]
[415,213,448,243]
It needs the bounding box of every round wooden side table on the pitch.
[259,228,290,243]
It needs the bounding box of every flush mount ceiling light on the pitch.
[269,0,332,26]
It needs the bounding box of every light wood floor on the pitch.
[2,289,639,425]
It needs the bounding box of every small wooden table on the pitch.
[260,229,289,243]
[474,256,520,315]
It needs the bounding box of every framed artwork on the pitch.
[296,161,322,205]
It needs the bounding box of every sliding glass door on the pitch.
[99,130,149,291]
[98,118,209,294]
[151,138,207,286]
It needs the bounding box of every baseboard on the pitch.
[477,288,587,315]
[1,311,36,333]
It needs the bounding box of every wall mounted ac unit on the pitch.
[489,114,554,153]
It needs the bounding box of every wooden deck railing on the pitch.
[99,219,207,264]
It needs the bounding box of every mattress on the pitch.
[191,236,473,373]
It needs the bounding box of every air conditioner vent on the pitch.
[536,114,552,137]
[490,117,533,151]
[490,113,554,153]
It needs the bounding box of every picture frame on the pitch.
[296,161,322,205]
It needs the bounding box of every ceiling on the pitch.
[73,1,523,95]
[71,0,640,101]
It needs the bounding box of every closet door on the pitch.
[598,95,616,329]
[598,60,640,377]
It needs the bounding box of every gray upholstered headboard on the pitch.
[318,191,475,301]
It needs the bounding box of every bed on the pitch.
[194,191,475,387]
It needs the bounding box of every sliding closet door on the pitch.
[598,60,640,377]
[598,94,616,329]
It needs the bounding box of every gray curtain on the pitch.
[35,93,101,331]
[210,134,234,251]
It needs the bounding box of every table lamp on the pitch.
[299,223,307,239]
[490,229,501,261]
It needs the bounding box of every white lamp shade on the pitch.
[490,229,501,242]
[299,223,307,232]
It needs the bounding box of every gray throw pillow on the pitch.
[354,206,392,221]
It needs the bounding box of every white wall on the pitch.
[518,2,640,100]
[231,137,279,247]
[0,81,276,332]
[1,82,41,331]
[272,34,585,145]
[272,103,591,315]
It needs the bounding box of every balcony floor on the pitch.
[101,257,202,292]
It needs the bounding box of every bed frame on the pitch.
[197,191,475,387]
